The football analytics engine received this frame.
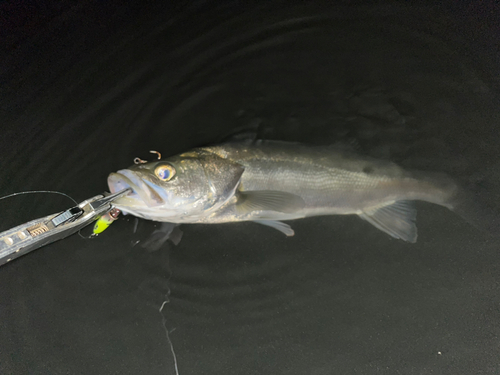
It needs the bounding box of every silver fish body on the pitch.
[108,140,461,242]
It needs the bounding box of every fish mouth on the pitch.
[107,170,166,208]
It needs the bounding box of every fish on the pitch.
[107,140,466,243]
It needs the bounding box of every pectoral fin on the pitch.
[253,220,295,236]
[236,190,305,215]
[359,201,417,243]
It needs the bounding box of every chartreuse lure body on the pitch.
[93,208,121,235]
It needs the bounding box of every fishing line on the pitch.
[160,299,180,375]
[0,190,78,205]
[0,190,91,239]
[159,247,181,375]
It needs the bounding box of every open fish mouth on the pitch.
[107,170,166,207]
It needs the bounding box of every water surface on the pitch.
[1,1,499,374]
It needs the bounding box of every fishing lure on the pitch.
[93,208,122,235]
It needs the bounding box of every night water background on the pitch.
[1,1,499,374]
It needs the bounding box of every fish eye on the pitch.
[154,163,176,181]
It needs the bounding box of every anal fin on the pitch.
[253,220,295,236]
[359,200,417,243]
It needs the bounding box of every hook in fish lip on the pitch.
[107,172,143,203]
[107,170,165,207]
[108,172,136,194]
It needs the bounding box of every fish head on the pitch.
[107,150,244,221]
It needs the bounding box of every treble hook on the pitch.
[149,150,162,160]
[133,151,162,164]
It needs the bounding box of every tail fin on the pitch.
[412,169,500,237]
[448,180,500,237]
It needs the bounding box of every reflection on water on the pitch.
[1,2,499,374]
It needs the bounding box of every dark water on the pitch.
[1,1,499,374]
